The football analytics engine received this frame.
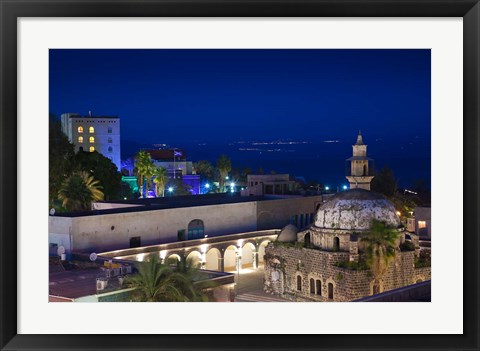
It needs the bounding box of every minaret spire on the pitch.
[346,131,374,190]
[356,130,364,145]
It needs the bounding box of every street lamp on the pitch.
[168,187,174,195]
[343,185,348,190]
[325,186,330,191]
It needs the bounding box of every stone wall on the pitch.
[264,244,431,302]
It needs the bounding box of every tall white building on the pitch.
[60,112,121,171]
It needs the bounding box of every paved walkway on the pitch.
[229,265,289,302]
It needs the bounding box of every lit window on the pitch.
[89,136,95,143]
[108,137,112,143]
[89,146,95,152]
[89,126,94,133]
[108,146,113,152]
[78,126,83,133]
[78,136,83,143]
[108,127,112,134]
[418,221,426,229]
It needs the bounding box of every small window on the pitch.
[297,275,302,291]
[108,137,112,143]
[89,146,95,152]
[89,136,95,143]
[418,221,426,229]
[78,136,83,143]
[316,280,322,296]
[328,283,334,299]
[77,126,83,133]
[89,126,95,133]
[108,127,112,133]
[108,146,113,152]
[310,278,315,294]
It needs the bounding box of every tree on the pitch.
[371,166,397,197]
[57,171,104,211]
[193,160,215,181]
[126,255,210,302]
[153,167,169,197]
[74,151,122,201]
[135,151,155,198]
[361,220,399,294]
[49,114,75,208]
[216,154,232,192]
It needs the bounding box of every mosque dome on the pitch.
[277,224,299,242]
[314,189,401,231]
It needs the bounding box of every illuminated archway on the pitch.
[186,251,202,268]
[224,245,237,272]
[241,242,255,269]
[205,248,221,271]
[165,254,181,265]
[258,240,270,264]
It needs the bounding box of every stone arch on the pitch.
[258,240,270,263]
[413,275,426,284]
[369,279,385,295]
[187,219,205,240]
[165,253,181,265]
[205,248,221,271]
[186,250,202,268]
[308,273,323,297]
[304,232,311,247]
[241,242,255,269]
[224,245,237,272]
[326,278,336,300]
[333,236,340,251]
[295,272,304,292]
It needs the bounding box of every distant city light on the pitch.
[343,185,348,190]
[225,176,229,180]
[325,186,330,191]
[205,183,210,189]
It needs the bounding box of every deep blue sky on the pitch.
[49,49,431,186]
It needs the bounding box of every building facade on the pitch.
[263,189,431,301]
[61,112,121,171]
[49,194,326,254]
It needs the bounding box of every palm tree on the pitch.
[57,171,104,211]
[126,255,210,302]
[135,151,154,198]
[216,154,232,192]
[361,219,399,294]
[153,167,169,197]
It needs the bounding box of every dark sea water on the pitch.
[122,136,431,189]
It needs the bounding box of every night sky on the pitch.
[49,49,431,186]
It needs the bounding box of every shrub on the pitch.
[400,240,415,252]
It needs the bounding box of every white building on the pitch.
[61,112,121,171]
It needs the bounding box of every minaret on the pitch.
[346,131,374,190]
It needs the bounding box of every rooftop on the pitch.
[52,193,304,218]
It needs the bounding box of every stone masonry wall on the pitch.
[264,244,430,302]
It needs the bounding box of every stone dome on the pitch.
[314,189,401,231]
[277,224,298,242]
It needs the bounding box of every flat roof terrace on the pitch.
[52,193,301,217]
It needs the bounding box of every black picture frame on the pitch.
[1,1,478,350]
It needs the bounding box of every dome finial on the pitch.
[356,130,364,145]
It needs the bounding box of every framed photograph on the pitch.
[1,0,479,350]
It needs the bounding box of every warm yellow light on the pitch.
[89,146,95,152]
[418,221,426,229]
[396,211,401,216]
